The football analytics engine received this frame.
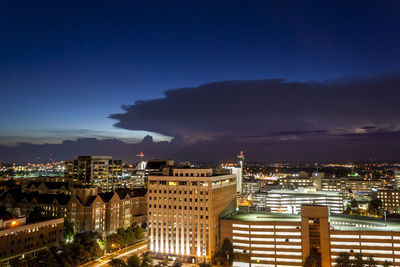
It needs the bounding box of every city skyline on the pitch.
[1,0,400,162]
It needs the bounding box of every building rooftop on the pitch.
[223,210,400,231]
[267,189,341,196]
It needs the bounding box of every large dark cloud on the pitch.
[2,74,400,163]
[109,74,400,144]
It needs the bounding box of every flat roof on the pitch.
[267,190,341,196]
[223,210,400,231]
[223,211,301,222]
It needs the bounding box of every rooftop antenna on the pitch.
[136,152,144,160]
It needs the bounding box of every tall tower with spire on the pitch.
[236,151,244,194]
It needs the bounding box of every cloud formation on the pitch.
[2,73,400,163]
[110,74,400,145]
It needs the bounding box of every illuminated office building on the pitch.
[64,156,122,191]
[147,168,236,263]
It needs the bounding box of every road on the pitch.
[79,240,147,267]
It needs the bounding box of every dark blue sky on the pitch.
[1,0,400,162]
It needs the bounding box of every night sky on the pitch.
[1,0,400,163]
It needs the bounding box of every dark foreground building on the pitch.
[0,217,64,266]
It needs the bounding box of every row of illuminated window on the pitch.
[331,241,397,247]
[251,257,302,262]
[333,249,398,255]
[149,189,209,195]
[149,181,209,186]
[233,231,301,236]
[148,204,208,211]
[330,234,393,240]
[233,224,299,230]
[233,243,301,249]
[233,236,301,243]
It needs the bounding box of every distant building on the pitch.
[0,190,70,218]
[147,167,236,263]
[242,177,262,195]
[344,179,384,194]
[280,174,385,195]
[252,189,343,214]
[0,217,64,265]
[21,181,71,195]
[321,177,346,193]
[372,189,400,213]
[64,156,122,191]
[395,169,400,189]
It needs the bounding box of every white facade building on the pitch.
[252,189,343,214]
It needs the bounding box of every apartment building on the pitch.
[0,217,64,265]
[147,168,237,263]
[221,205,400,267]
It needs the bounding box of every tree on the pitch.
[106,223,145,251]
[336,252,351,267]
[343,205,351,214]
[369,198,382,216]
[62,231,103,265]
[141,253,154,267]
[156,259,169,267]
[214,238,234,266]
[0,206,12,217]
[10,257,31,267]
[303,247,321,267]
[27,207,52,223]
[127,255,141,267]
[383,260,392,267]
[365,256,377,267]
[353,253,364,267]
[349,199,360,215]
[63,219,75,242]
[110,258,128,267]
[172,259,182,267]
